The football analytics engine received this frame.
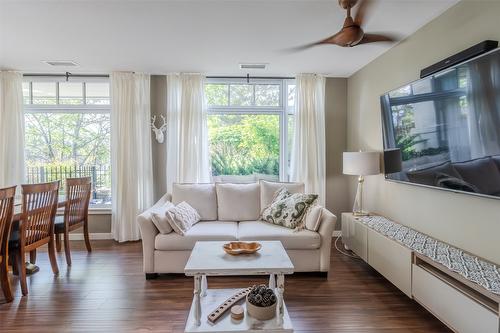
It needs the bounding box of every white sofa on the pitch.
[137,182,337,279]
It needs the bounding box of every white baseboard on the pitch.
[68,233,113,240]
[70,231,340,241]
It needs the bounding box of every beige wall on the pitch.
[325,78,350,225]
[347,1,500,264]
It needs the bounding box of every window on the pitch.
[205,79,295,181]
[23,79,111,207]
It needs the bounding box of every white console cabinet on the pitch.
[342,213,412,297]
[341,213,368,262]
[341,212,500,333]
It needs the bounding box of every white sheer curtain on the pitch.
[165,74,210,193]
[111,72,154,242]
[0,71,25,188]
[291,74,326,206]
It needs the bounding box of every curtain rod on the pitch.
[207,76,294,80]
[23,73,109,78]
[22,73,294,80]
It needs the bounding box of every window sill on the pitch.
[56,207,111,215]
[88,208,112,215]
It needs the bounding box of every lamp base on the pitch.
[352,175,369,217]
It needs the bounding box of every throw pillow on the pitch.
[259,180,305,212]
[261,187,318,230]
[150,201,175,234]
[305,205,323,232]
[166,201,201,235]
[435,173,480,193]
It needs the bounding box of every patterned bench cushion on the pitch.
[358,215,500,296]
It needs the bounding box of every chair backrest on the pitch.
[64,177,91,226]
[0,186,16,255]
[21,181,60,246]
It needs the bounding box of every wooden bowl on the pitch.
[223,241,262,255]
[246,295,276,321]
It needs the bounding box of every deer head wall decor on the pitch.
[151,115,167,143]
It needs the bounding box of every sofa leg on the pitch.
[145,273,159,280]
[318,272,328,278]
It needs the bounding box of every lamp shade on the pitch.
[343,151,380,176]
[383,148,402,174]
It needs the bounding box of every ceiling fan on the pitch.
[295,0,398,49]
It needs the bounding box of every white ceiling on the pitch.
[0,0,458,77]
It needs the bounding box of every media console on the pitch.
[341,213,500,333]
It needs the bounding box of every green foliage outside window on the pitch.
[208,114,279,176]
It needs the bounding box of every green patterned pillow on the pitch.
[261,187,318,230]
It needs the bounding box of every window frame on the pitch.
[23,77,111,209]
[205,78,295,181]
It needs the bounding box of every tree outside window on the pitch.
[205,79,295,181]
[23,80,111,207]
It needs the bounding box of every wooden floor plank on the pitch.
[0,239,451,332]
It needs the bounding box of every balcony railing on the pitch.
[26,164,111,206]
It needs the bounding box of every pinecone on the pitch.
[248,284,277,307]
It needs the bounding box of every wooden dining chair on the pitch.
[55,177,92,266]
[0,186,16,302]
[9,181,60,296]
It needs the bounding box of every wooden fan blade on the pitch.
[284,42,322,52]
[354,0,373,26]
[284,31,345,52]
[317,31,345,45]
[357,33,398,45]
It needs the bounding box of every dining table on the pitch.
[11,197,67,274]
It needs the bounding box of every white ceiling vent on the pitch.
[43,60,79,67]
[239,63,267,70]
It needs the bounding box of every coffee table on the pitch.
[184,241,295,333]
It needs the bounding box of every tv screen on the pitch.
[381,48,500,199]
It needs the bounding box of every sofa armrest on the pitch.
[317,208,337,272]
[137,193,172,273]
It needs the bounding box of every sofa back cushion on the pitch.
[453,157,500,195]
[172,183,217,220]
[216,182,260,221]
[260,180,305,210]
[406,162,461,186]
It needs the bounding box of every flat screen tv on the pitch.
[381,48,500,199]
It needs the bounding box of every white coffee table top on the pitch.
[184,241,294,276]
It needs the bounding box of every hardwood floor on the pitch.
[0,239,451,333]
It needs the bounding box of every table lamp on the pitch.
[343,151,380,216]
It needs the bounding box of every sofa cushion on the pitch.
[453,157,500,195]
[406,162,461,187]
[238,221,321,250]
[154,221,238,251]
[261,188,318,230]
[150,201,175,234]
[435,173,479,193]
[216,183,260,221]
[166,201,200,236]
[260,180,305,210]
[172,183,217,220]
[305,205,323,232]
